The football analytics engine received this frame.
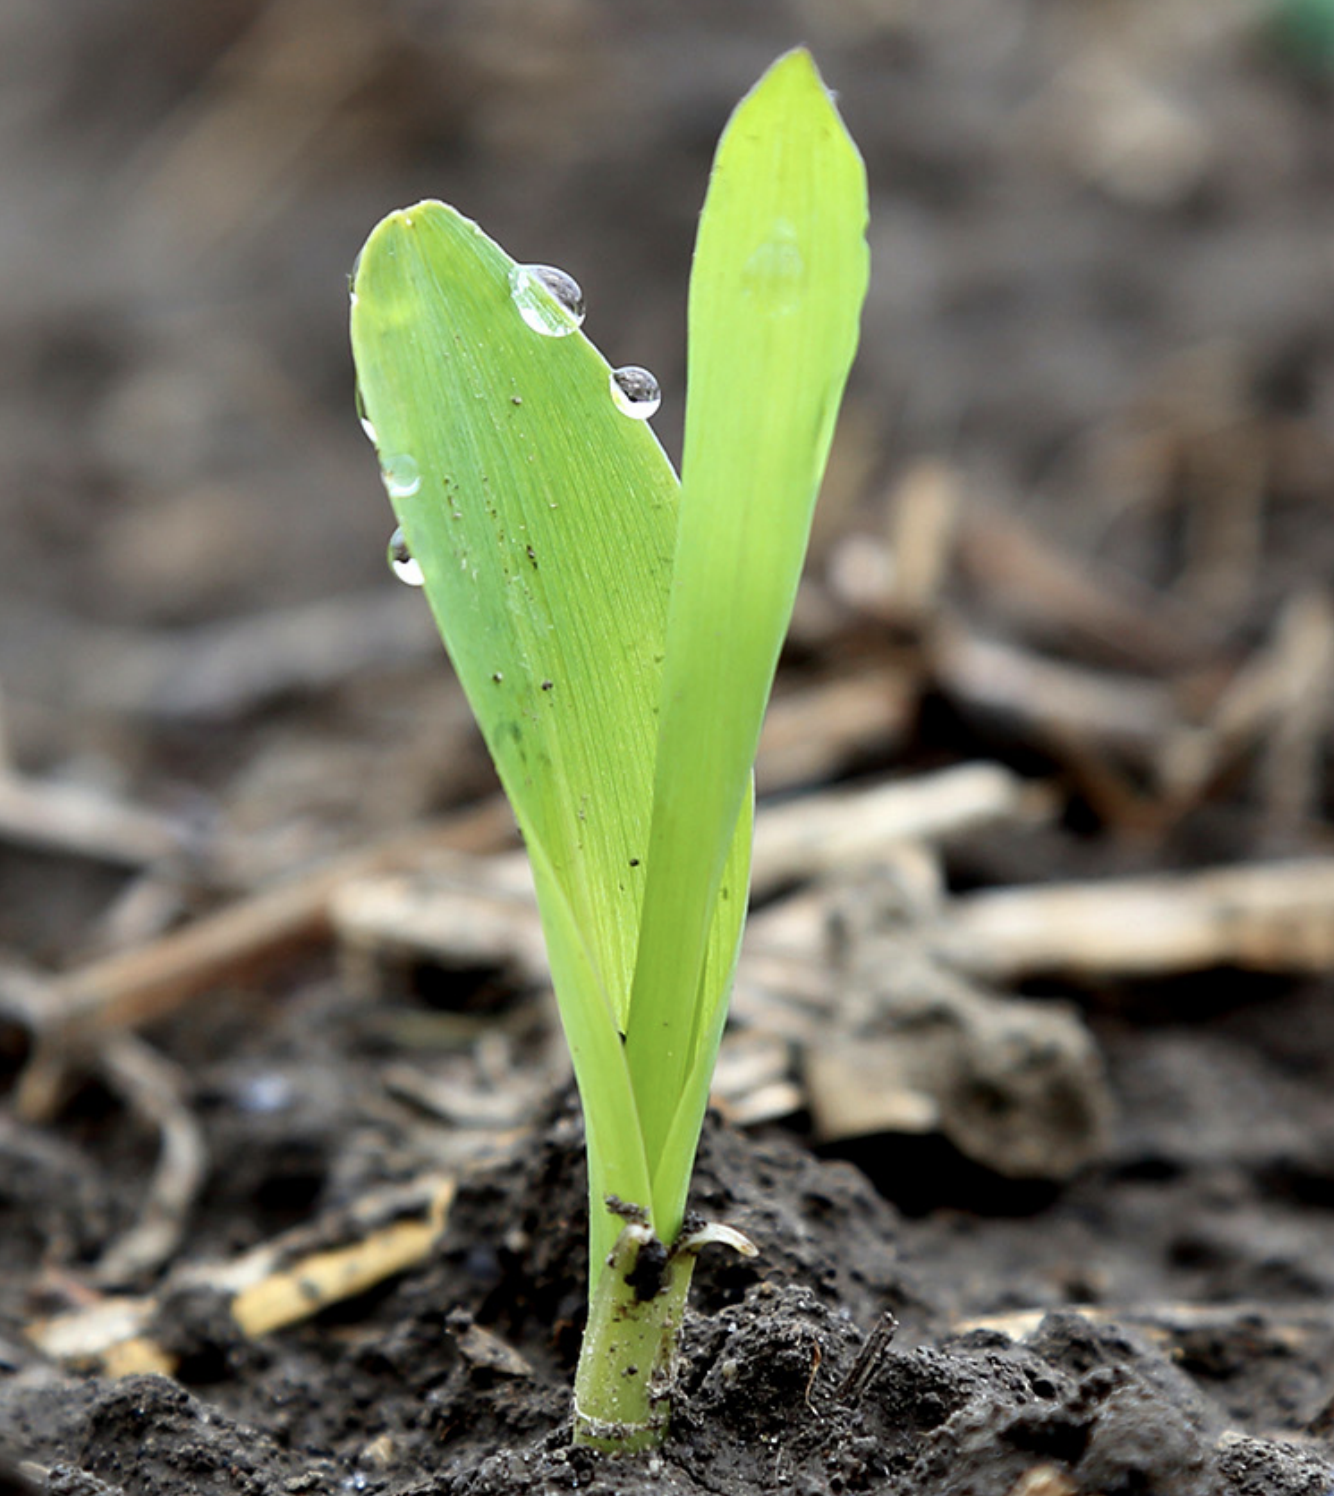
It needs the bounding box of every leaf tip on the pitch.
[757,45,829,101]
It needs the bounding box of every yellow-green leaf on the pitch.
[625,49,870,1234]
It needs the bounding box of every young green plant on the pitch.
[349,49,868,1451]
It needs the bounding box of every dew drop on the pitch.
[609,365,661,419]
[741,217,805,316]
[234,1072,294,1115]
[381,453,420,498]
[509,263,585,337]
[387,526,424,586]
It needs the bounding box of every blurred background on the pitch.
[9,7,1334,1450]
[2,0,1334,958]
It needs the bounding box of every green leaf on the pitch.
[624,47,870,1233]
[351,51,870,1449]
[349,206,674,1269]
[349,47,869,1279]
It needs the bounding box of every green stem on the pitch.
[572,1214,756,1452]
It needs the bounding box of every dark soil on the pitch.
[4,3,1334,1495]
[5,1078,1334,1496]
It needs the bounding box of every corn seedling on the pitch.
[349,49,867,1452]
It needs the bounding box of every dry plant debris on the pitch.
[25,1172,455,1376]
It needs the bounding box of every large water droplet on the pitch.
[381,453,420,498]
[509,263,585,338]
[609,365,661,420]
[387,526,424,586]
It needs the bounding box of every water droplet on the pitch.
[609,365,661,419]
[509,263,585,337]
[381,453,420,498]
[387,526,424,586]
[741,217,805,316]
[355,386,377,446]
[233,1072,294,1115]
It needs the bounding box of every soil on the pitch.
[4,3,1334,1495]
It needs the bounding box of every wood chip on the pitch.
[448,1316,534,1378]
[752,763,1051,898]
[884,457,963,624]
[1160,589,1334,817]
[1006,1466,1079,1496]
[231,1184,451,1338]
[805,1041,941,1138]
[939,859,1334,981]
[757,662,916,793]
[959,1300,1333,1351]
[0,770,185,869]
[333,851,546,988]
[931,621,1175,756]
[954,500,1206,671]
[802,956,1110,1181]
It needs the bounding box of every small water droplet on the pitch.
[741,218,805,316]
[387,526,424,586]
[381,453,420,498]
[509,263,585,337]
[233,1072,294,1115]
[609,365,661,419]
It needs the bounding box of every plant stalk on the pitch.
[572,1214,756,1452]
